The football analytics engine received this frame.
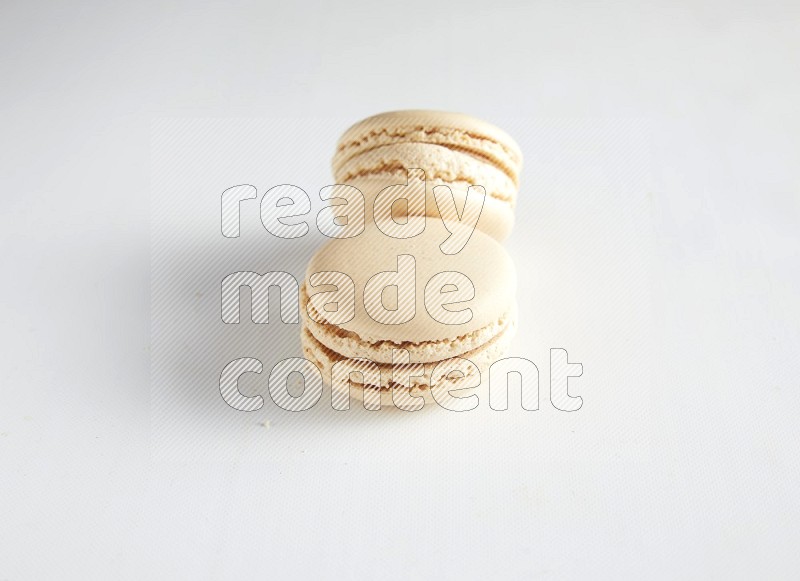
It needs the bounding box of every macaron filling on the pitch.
[302,281,515,364]
[336,142,516,206]
[300,311,516,392]
[335,127,520,185]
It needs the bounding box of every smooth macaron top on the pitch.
[304,217,516,346]
[332,110,523,188]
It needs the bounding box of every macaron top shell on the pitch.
[304,217,516,345]
[333,110,523,188]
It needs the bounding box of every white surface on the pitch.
[1,1,799,579]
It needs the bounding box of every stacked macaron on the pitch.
[332,110,522,241]
[300,111,522,408]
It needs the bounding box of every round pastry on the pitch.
[299,217,517,409]
[331,110,522,241]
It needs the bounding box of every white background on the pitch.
[1,1,799,579]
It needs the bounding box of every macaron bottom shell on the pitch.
[299,308,517,410]
[345,175,515,242]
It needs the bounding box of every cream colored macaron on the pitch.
[336,142,516,241]
[300,217,517,408]
[331,110,523,241]
[333,110,523,186]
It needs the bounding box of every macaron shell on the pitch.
[304,217,516,345]
[333,110,523,187]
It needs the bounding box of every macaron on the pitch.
[300,217,517,409]
[332,110,523,241]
